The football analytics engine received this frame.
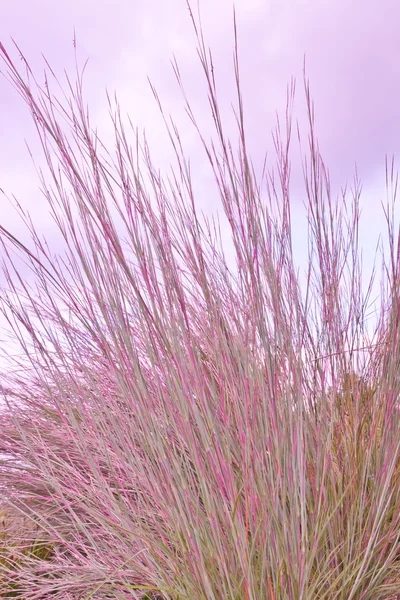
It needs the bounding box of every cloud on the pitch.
[0,0,398,368]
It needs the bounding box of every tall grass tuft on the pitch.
[1,7,400,599]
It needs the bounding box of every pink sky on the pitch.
[0,0,398,367]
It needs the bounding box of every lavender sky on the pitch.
[0,0,399,374]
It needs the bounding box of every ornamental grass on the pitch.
[1,7,400,599]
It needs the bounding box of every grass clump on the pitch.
[1,5,400,599]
